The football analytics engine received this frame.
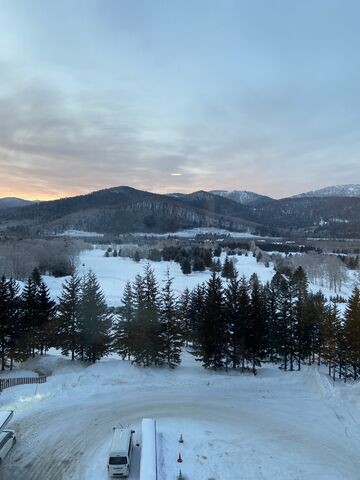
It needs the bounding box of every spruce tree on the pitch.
[322,302,341,379]
[344,287,360,379]
[303,291,327,365]
[246,274,266,374]
[79,271,112,363]
[37,282,56,355]
[57,274,82,360]
[6,278,22,369]
[211,258,222,273]
[159,270,182,367]
[192,274,226,370]
[31,267,42,287]
[180,258,192,275]
[21,278,40,358]
[0,276,10,370]
[130,266,162,366]
[188,283,206,347]
[291,267,309,370]
[223,274,247,369]
[221,256,232,280]
[178,288,191,345]
[113,281,135,360]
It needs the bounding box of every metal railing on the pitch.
[0,376,47,392]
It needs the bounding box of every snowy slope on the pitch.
[293,184,360,198]
[210,189,272,205]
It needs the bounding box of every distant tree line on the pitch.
[0,237,86,279]
[1,265,360,381]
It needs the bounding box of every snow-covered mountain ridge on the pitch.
[292,184,360,198]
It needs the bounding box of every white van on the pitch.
[108,428,134,477]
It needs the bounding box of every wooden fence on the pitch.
[0,376,47,392]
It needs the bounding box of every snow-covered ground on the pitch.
[43,249,276,306]
[133,227,262,238]
[42,248,358,308]
[1,351,360,479]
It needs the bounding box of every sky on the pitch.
[0,0,359,200]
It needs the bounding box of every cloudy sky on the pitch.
[0,0,359,200]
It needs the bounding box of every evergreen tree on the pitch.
[113,281,135,360]
[37,282,56,355]
[180,258,192,275]
[192,274,226,370]
[246,273,267,374]
[202,250,213,268]
[211,258,222,273]
[291,267,309,370]
[0,276,10,370]
[213,247,221,257]
[192,258,205,272]
[31,267,42,287]
[133,251,141,263]
[178,288,192,345]
[57,274,82,360]
[344,287,360,379]
[223,274,247,369]
[79,271,112,363]
[188,283,206,347]
[303,291,327,365]
[322,302,341,380]
[5,278,22,369]
[21,278,40,358]
[221,256,232,280]
[159,270,182,367]
[264,278,280,363]
[130,266,162,366]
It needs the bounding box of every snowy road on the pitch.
[1,355,360,480]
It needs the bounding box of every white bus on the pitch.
[107,427,134,478]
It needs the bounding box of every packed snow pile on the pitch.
[140,418,157,480]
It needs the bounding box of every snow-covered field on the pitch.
[43,248,358,308]
[43,248,277,306]
[1,351,360,480]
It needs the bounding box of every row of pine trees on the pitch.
[1,265,360,380]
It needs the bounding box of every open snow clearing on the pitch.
[1,353,360,480]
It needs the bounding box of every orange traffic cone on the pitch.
[179,434,184,443]
[177,452,183,463]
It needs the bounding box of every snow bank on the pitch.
[140,418,157,480]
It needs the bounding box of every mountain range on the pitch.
[0,197,36,210]
[0,184,359,238]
